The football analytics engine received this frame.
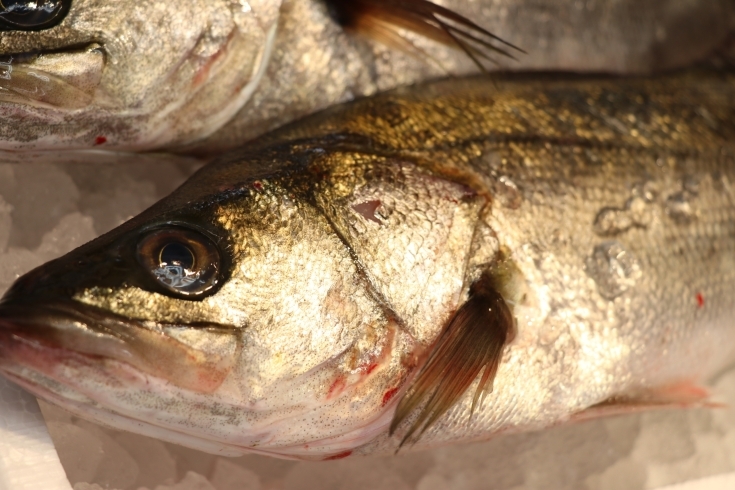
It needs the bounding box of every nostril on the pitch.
[0,305,29,339]
[0,316,12,330]
[1,266,50,303]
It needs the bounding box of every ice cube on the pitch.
[0,163,80,249]
[148,471,216,490]
[115,432,177,490]
[0,377,72,490]
[209,458,261,490]
[45,421,106,485]
[73,484,107,490]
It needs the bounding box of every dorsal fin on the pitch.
[324,0,525,71]
[390,272,515,446]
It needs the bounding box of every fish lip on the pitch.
[0,312,311,459]
[0,39,106,65]
[0,299,113,339]
[0,300,124,371]
[0,368,254,458]
[0,42,108,110]
[0,344,261,458]
[0,299,240,393]
[2,366,343,461]
[0,303,403,459]
[0,24,273,150]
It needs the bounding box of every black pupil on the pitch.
[3,0,56,13]
[160,242,195,269]
[0,0,69,30]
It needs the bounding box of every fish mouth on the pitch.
[0,318,253,457]
[0,21,277,150]
[0,300,240,394]
[2,368,251,457]
[0,300,400,459]
[0,42,108,110]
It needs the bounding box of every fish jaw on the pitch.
[0,299,414,459]
[0,301,244,393]
[0,0,280,151]
[0,330,253,457]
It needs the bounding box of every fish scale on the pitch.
[0,70,734,459]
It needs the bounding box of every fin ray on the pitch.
[390,272,515,446]
[355,16,449,72]
[570,381,723,423]
[325,0,524,71]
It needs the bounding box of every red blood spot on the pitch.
[324,450,352,460]
[352,200,382,224]
[192,44,227,87]
[696,292,705,308]
[382,387,399,407]
[327,376,346,399]
[365,363,378,375]
[252,181,263,191]
[459,184,477,198]
[94,136,107,145]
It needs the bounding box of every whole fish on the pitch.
[0,0,733,152]
[0,70,734,460]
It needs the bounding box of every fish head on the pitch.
[0,149,436,459]
[0,0,280,151]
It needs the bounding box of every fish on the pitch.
[0,69,734,460]
[0,0,732,152]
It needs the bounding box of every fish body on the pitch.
[0,0,733,152]
[0,70,735,459]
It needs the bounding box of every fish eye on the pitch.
[159,242,195,270]
[0,0,71,31]
[136,227,221,299]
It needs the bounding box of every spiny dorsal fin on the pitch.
[390,272,515,446]
[324,0,525,71]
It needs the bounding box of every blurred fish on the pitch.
[0,0,733,152]
[0,70,734,459]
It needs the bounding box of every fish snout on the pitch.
[1,262,57,302]
[0,300,241,394]
[0,301,83,380]
[0,301,71,344]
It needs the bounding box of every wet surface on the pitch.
[585,241,642,300]
[0,156,734,490]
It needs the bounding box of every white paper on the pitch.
[0,377,71,490]
[658,472,735,490]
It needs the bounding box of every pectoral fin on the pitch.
[390,272,515,446]
[325,0,525,70]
